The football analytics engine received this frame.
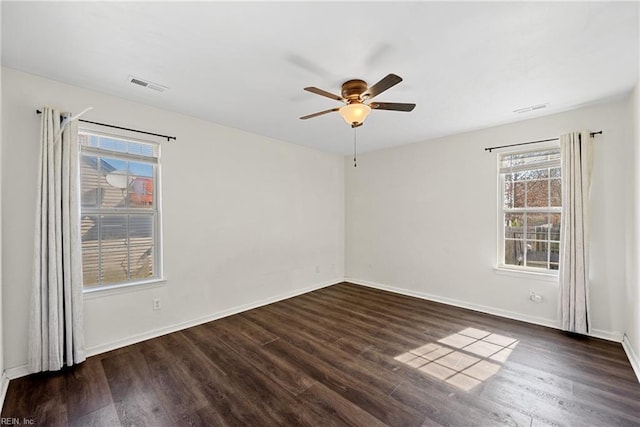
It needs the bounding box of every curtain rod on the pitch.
[484,131,602,153]
[36,110,176,142]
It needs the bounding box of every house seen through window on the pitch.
[499,147,561,271]
[79,131,161,289]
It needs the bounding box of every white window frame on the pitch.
[497,142,561,276]
[79,128,164,292]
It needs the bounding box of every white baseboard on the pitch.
[590,328,624,342]
[348,277,557,327]
[346,278,623,343]
[1,371,9,412]
[3,278,342,381]
[84,278,342,358]
[622,334,640,383]
[5,365,29,381]
[4,277,627,385]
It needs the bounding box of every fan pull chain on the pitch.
[353,127,357,168]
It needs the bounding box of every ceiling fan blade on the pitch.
[300,107,340,120]
[362,74,403,100]
[304,87,343,101]
[370,102,416,112]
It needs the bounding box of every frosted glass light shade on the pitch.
[339,103,371,125]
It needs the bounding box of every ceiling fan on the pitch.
[300,73,416,128]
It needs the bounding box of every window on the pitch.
[79,131,161,289]
[499,147,561,272]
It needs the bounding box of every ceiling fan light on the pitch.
[339,103,371,126]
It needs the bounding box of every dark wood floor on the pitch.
[3,282,640,426]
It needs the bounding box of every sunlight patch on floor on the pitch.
[394,327,519,391]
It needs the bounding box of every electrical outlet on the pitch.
[153,298,161,310]
[529,291,543,303]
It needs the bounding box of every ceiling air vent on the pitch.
[513,103,548,114]
[128,75,167,93]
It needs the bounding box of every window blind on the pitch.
[79,132,159,161]
[499,147,561,174]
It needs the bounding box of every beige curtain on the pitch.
[558,131,594,334]
[28,107,85,372]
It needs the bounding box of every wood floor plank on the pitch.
[239,308,424,425]
[258,333,425,426]
[178,325,299,426]
[244,304,406,396]
[2,282,639,426]
[171,330,275,426]
[100,348,176,427]
[64,358,114,422]
[572,380,640,419]
[215,312,279,345]
[490,372,640,426]
[297,382,391,427]
[181,323,354,426]
[297,290,442,348]
[389,379,530,427]
[209,317,318,396]
[294,291,423,344]
[137,334,214,424]
[327,320,536,426]
[68,403,122,427]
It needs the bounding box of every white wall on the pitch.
[625,83,640,374]
[346,95,634,340]
[1,68,345,372]
[0,62,6,401]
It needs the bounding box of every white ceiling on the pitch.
[2,1,638,155]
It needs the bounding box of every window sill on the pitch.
[493,266,558,283]
[83,278,167,299]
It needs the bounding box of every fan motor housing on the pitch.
[341,79,368,100]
